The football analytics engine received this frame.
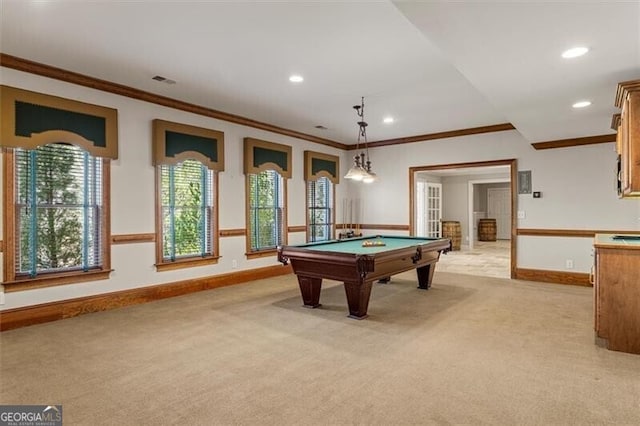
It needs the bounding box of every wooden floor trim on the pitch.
[515,268,591,287]
[0,264,292,331]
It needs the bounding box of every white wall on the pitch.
[0,67,348,310]
[353,132,640,273]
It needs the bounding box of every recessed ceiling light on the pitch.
[562,46,589,59]
[572,100,592,108]
[289,75,304,83]
[383,117,394,124]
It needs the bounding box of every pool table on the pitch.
[277,235,451,319]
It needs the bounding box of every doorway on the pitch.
[409,159,517,279]
[467,179,511,249]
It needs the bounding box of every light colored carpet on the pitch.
[1,271,639,425]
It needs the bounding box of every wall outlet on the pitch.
[0,285,5,305]
[517,210,526,219]
[232,259,238,269]
[565,259,574,269]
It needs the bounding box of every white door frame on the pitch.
[467,178,510,250]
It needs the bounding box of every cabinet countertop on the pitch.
[594,233,640,250]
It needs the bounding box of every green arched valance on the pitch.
[152,119,225,171]
[243,137,292,178]
[304,151,340,184]
[0,85,118,159]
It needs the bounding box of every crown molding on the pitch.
[347,123,516,150]
[7,53,596,153]
[531,133,616,150]
[615,79,640,108]
[0,53,347,150]
[611,113,621,130]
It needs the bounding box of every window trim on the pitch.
[244,170,288,256]
[2,148,112,292]
[154,162,220,271]
[305,177,336,242]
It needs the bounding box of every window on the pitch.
[247,169,285,252]
[156,159,218,270]
[4,143,111,290]
[243,138,291,256]
[307,177,334,242]
[152,120,223,270]
[1,86,117,291]
[303,151,339,242]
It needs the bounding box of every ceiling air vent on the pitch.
[152,75,176,85]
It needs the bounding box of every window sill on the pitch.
[155,256,220,272]
[245,249,277,260]
[3,269,112,293]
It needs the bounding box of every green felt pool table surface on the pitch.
[292,235,445,255]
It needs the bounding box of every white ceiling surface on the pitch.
[1,1,638,145]
[395,1,640,142]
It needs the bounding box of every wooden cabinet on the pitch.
[614,79,640,198]
[593,234,640,354]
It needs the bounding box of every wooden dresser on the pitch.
[593,234,640,354]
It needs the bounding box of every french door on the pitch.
[416,182,442,238]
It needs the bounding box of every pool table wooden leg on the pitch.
[416,263,435,289]
[297,276,322,308]
[343,280,373,319]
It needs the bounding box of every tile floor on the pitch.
[437,239,510,278]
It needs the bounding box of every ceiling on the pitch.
[1,1,638,147]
